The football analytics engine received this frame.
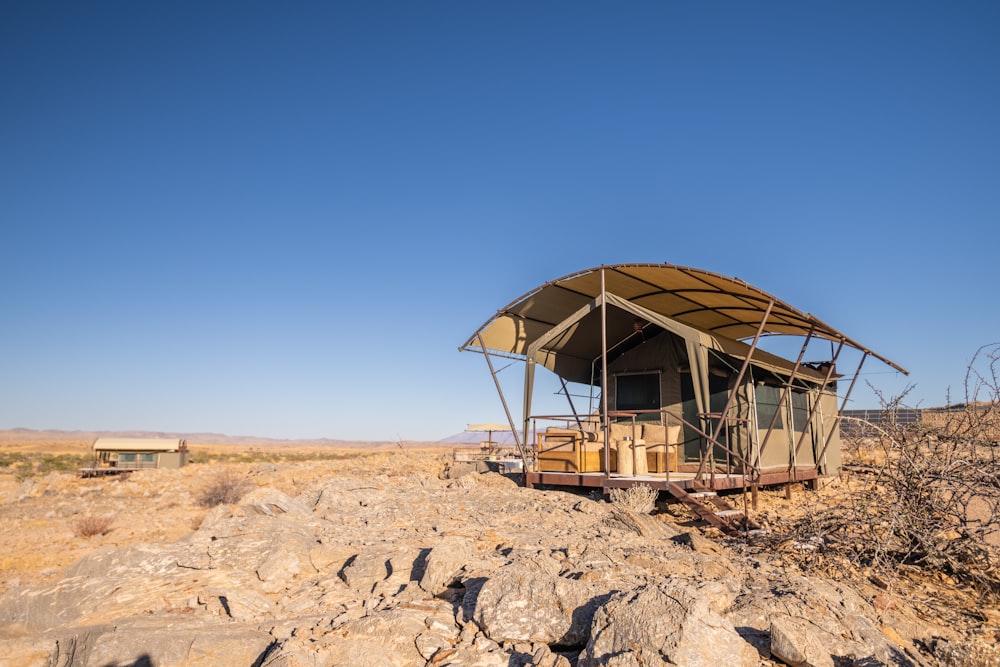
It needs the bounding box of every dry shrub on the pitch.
[609,483,658,514]
[74,515,114,538]
[198,470,251,507]
[765,344,1000,605]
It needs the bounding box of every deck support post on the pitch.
[816,352,869,469]
[476,334,529,478]
[790,340,844,482]
[600,267,610,478]
[758,325,816,468]
[699,299,774,484]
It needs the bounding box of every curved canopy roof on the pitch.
[462,263,906,382]
[93,438,184,452]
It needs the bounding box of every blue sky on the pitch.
[2,2,997,441]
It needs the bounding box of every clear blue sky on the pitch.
[2,2,997,441]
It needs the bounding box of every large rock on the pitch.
[240,487,313,518]
[473,564,610,646]
[605,505,680,539]
[83,622,276,667]
[770,615,835,667]
[0,620,275,667]
[0,553,243,631]
[340,547,392,593]
[420,535,475,595]
[728,573,918,665]
[0,452,956,667]
[580,582,759,667]
[319,607,433,667]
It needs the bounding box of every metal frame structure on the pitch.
[461,264,906,503]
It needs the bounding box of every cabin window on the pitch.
[755,385,784,429]
[615,372,660,420]
[118,453,136,463]
[791,390,810,433]
[140,453,156,463]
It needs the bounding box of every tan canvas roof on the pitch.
[93,438,184,452]
[466,423,513,432]
[462,263,905,383]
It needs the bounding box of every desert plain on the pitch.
[0,429,998,666]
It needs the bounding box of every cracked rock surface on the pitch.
[0,451,948,666]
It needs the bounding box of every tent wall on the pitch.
[755,383,800,469]
[817,389,842,475]
[601,330,841,473]
[605,332,684,422]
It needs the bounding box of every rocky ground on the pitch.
[0,445,997,667]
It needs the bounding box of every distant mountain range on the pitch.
[439,431,522,445]
[0,427,529,448]
[0,428,432,448]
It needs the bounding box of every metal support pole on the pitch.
[559,376,585,432]
[697,299,774,486]
[758,324,816,466]
[791,340,844,470]
[522,358,535,464]
[476,334,528,471]
[710,300,774,446]
[815,351,869,467]
[600,267,610,478]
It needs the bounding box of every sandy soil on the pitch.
[0,434,456,596]
[1,431,996,640]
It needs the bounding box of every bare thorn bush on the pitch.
[609,483,658,514]
[764,343,1000,606]
[74,515,114,538]
[198,470,251,508]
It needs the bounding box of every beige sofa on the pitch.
[641,423,682,472]
[536,423,640,473]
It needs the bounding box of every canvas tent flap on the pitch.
[462,263,906,378]
[466,423,513,432]
[93,438,184,452]
[484,288,834,385]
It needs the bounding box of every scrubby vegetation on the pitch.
[0,447,369,479]
[186,448,368,465]
[760,344,1000,614]
[73,515,114,538]
[610,483,658,514]
[0,452,91,480]
[197,470,252,507]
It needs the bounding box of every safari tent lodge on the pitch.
[461,264,906,508]
[83,438,189,476]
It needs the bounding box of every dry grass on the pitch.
[73,515,114,538]
[0,442,430,595]
[187,446,369,465]
[743,347,1000,652]
[610,483,658,514]
[197,470,252,507]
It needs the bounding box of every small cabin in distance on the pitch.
[91,438,189,470]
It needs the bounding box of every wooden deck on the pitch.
[78,467,132,478]
[526,466,819,493]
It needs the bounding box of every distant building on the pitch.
[840,408,923,436]
[92,438,189,470]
